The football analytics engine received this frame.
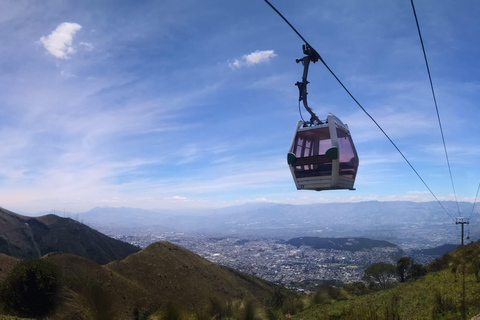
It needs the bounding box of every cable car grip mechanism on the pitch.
[295,43,323,126]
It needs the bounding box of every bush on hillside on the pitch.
[363,262,396,289]
[1,258,60,318]
[160,303,182,320]
[343,281,369,296]
[242,300,256,320]
[396,257,427,282]
[267,288,287,309]
[312,285,348,305]
[428,253,451,272]
[410,263,427,279]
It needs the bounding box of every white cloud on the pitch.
[407,190,430,194]
[60,69,75,78]
[229,50,277,69]
[164,196,187,201]
[79,41,94,51]
[39,22,82,59]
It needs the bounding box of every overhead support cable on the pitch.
[264,0,456,223]
[410,0,461,216]
[469,180,480,221]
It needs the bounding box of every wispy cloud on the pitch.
[229,50,277,69]
[39,22,82,59]
[79,41,94,51]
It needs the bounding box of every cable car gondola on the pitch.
[286,44,359,191]
[288,114,358,191]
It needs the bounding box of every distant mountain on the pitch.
[41,241,286,318]
[0,207,139,264]
[413,244,458,256]
[286,237,399,251]
[71,201,476,248]
[80,206,167,228]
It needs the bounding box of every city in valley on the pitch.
[113,232,435,291]
[64,202,468,290]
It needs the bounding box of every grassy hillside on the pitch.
[289,240,480,320]
[0,241,290,319]
[107,241,278,311]
[290,270,479,319]
[0,207,139,264]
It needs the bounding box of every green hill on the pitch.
[107,241,279,310]
[0,207,139,264]
[288,240,480,320]
[413,244,458,256]
[286,237,398,252]
[0,241,288,319]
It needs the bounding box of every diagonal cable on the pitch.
[410,0,461,216]
[319,57,455,223]
[469,180,480,220]
[264,0,456,223]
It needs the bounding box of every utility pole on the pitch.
[456,217,469,320]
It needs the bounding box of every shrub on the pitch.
[242,300,256,320]
[281,297,304,316]
[208,297,241,319]
[383,294,401,320]
[311,285,346,305]
[264,307,282,320]
[267,288,287,309]
[161,303,182,320]
[343,282,369,296]
[431,291,458,318]
[340,301,379,320]
[1,258,60,318]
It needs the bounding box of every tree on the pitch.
[410,263,427,279]
[396,257,427,282]
[1,259,60,318]
[396,257,413,282]
[363,262,396,289]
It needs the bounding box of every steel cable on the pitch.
[265,0,456,222]
[410,0,461,216]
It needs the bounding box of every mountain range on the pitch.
[67,201,478,248]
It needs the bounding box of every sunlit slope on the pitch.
[40,241,282,318]
[292,240,480,320]
[107,241,279,309]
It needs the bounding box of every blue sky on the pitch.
[1,0,479,214]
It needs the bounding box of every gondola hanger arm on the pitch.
[295,44,323,125]
[263,0,323,125]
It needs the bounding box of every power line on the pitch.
[264,0,456,223]
[410,0,461,217]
